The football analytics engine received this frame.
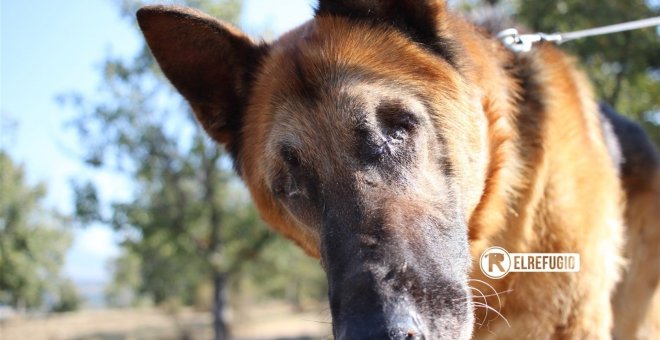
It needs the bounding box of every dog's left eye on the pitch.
[378,106,419,135]
[383,125,408,143]
[357,126,413,164]
[380,110,418,145]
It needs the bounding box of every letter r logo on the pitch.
[488,252,505,272]
[480,247,511,279]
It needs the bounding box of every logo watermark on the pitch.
[479,246,580,279]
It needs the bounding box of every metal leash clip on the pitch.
[496,28,562,53]
[497,17,660,53]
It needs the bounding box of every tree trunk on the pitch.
[203,146,228,340]
[606,34,631,108]
[212,271,229,340]
[607,65,627,108]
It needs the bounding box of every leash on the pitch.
[497,16,660,53]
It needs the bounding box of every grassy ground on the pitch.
[0,302,332,340]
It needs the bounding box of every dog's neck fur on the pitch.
[447,14,524,256]
[457,12,599,257]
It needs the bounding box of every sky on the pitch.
[1,0,314,285]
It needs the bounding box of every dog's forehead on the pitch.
[254,18,442,127]
[265,82,426,149]
[242,15,463,179]
[258,16,451,94]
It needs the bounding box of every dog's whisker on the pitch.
[457,287,514,301]
[468,278,505,311]
[473,302,511,328]
[455,287,513,301]
[468,286,488,328]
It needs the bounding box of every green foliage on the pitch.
[51,279,82,313]
[116,0,242,22]
[105,250,144,307]
[73,181,101,226]
[0,151,72,310]
[65,0,326,318]
[235,236,328,307]
[512,0,660,146]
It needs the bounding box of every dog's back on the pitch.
[473,10,660,336]
[601,103,660,339]
[470,12,659,338]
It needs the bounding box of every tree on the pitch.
[65,0,249,336]
[0,151,73,311]
[65,1,325,339]
[104,249,143,308]
[510,0,659,146]
[461,0,659,146]
[51,279,82,313]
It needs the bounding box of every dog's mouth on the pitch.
[326,263,473,339]
[319,203,474,340]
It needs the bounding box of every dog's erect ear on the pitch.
[137,5,266,151]
[315,0,455,63]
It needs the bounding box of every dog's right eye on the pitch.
[272,173,301,199]
[273,146,305,199]
[281,146,300,168]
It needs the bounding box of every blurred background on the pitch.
[0,0,658,339]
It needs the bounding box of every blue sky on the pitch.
[1,0,314,284]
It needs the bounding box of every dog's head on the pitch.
[138,1,492,338]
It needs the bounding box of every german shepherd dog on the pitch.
[137,1,659,338]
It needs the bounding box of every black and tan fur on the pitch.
[137,1,659,338]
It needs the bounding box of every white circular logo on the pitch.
[480,246,511,279]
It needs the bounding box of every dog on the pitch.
[136,1,659,338]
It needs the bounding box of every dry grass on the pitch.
[0,302,332,340]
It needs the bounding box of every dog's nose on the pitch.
[388,315,425,340]
[337,315,425,340]
[331,265,428,339]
